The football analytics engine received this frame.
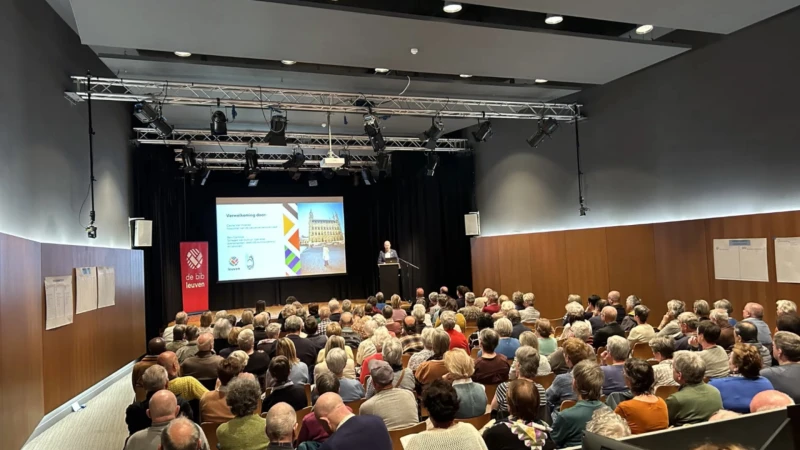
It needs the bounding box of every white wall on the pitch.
[1,0,132,248]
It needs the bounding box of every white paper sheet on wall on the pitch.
[76,267,98,314]
[713,238,769,282]
[97,266,116,308]
[775,237,800,283]
[44,276,74,330]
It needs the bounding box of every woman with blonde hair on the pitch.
[535,319,558,356]
[237,310,254,328]
[317,330,355,363]
[198,311,214,334]
[314,336,356,380]
[391,294,407,322]
[264,337,309,386]
[356,320,379,365]
[219,327,242,358]
[444,349,486,418]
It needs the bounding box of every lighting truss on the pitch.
[177,148,379,171]
[70,76,582,121]
[135,128,470,152]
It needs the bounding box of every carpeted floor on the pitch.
[23,376,133,450]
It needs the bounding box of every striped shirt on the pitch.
[495,380,546,413]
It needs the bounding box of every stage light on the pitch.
[322,169,336,180]
[336,152,352,176]
[174,51,192,57]
[133,102,173,137]
[266,115,288,146]
[292,172,302,181]
[527,118,560,148]
[248,179,259,187]
[420,117,445,150]
[282,150,306,171]
[459,74,473,78]
[200,169,211,186]
[376,152,391,173]
[364,114,386,152]
[636,24,654,35]
[211,110,228,136]
[245,149,260,181]
[308,174,319,187]
[443,2,462,13]
[374,68,390,74]
[180,147,199,174]
[281,60,297,65]
[426,152,440,176]
[545,14,563,25]
[535,79,548,84]
[472,120,493,142]
[361,167,374,185]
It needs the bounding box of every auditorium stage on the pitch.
[171,299,369,326]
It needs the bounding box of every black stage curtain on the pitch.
[134,145,475,337]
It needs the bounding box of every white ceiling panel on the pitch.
[462,0,800,34]
[70,0,687,85]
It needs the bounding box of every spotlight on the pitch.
[211,110,227,136]
[472,120,493,142]
[426,152,440,176]
[282,150,306,171]
[292,172,302,181]
[527,118,560,148]
[133,102,173,137]
[361,167,374,186]
[443,2,462,13]
[420,117,445,150]
[180,147,199,174]
[266,115,288,146]
[308,174,319,187]
[545,14,564,25]
[636,24,654,35]
[200,169,211,186]
[336,152,352,176]
[322,169,335,180]
[245,149,260,180]
[364,115,386,152]
[174,51,192,57]
[376,152,391,173]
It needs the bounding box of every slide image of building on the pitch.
[297,203,347,274]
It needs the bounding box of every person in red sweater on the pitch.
[441,311,469,352]
[483,290,501,315]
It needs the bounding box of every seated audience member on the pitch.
[218,327,241,359]
[355,321,379,368]
[614,359,668,434]
[427,292,440,316]
[383,306,403,335]
[160,416,209,450]
[473,328,511,384]
[341,299,352,313]
[470,314,494,350]
[648,337,679,388]
[709,343,773,413]
[400,316,424,354]
[340,312,363,351]
[285,315,320,375]
[405,380,486,450]
[761,331,800,403]
[199,358,242,423]
[265,402,297,449]
[176,326,201,364]
[408,327,436,373]
[298,373,340,444]
[777,313,800,335]
[750,390,796,413]
[257,323,282,355]
[493,347,548,421]
[600,336,630,395]
[510,291,524,311]
[320,348,364,402]
[742,302,772,347]
[711,308,735,350]
[620,295,641,333]
[265,338,309,387]
[319,323,352,358]
[212,318,233,355]
[435,299,467,330]
[375,293,387,312]
[666,351,723,426]
[166,325,188,353]
[305,316,328,350]
[560,306,586,341]
[534,319,558,356]
[627,305,655,345]
[694,299,711,322]
[493,300,517,321]
[548,321,592,376]
[157,351,209,402]
[315,392,393,450]
[507,310,528,339]
[227,314,239,328]
[708,410,742,422]
[217,376,269,450]
[181,333,223,381]
[416,329,451,385]
[546,338,595,412]
[777,299,798,318]
[714,299,737,327]
[328,299,342,323]
[390,295,407,321]
[315,336,356,380]
[585,408,631,440]
[133,338,167,393]
[412,304,433,329]
[279,304,297,332]
[359,360,418,430]
[237,310,255,328]
[126,365,194,435]
[517,331,552,376]
[359,327,392,384]
[124,390,210,450]
[264,356,309,411]
[562,294,583,324]
[483,379,554,450]
[656,299,686,339]
[318,307,333,335]
[459,292,483,321]
[696,320,730,379]
[441,311,469,352]
[443,349,486,419]
[519,292,541,323]
[482,290,501,315]
[551,360,609,448]
[607,291,625,324]
[255,299,267,316]
[588,299,607,333]
[238,329,271,382]
[593,306,625,349]
[198,311,214,335]
[674,312,699,351]
[735,321,772,369]
[163,312,188,343]
[365,338,415,398]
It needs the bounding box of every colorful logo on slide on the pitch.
[229,256,239,267]
[246,255,255,270]
[186,248,204,270]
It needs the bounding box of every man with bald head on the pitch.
[133,337,168,397]
[743,302,773,347]
[339,312,362,350]
[158,351,208,402]
[125,391,209,450]
[607,291,625,324]
[159,416,209,450]
[750,390,795,412]
[126,365,196,435]
[593,306,625,349]
[415,287,425,305]
[400,316,423,353]
[180,333,223,381]
[315,392,392,450]
[265,402,297,449]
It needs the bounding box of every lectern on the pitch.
[378,263,400,297]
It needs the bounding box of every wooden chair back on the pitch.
[470,347,480,358]
[523,322,537,331]
[464,326,478,339]
[554,326,564,337]
[549,318,563,330]
[388,422,426,450]
[533,372,556,390]
[559,400,577,411]
[655,385,679,400]
[647,359,659,366]
[134,386,148,403]
[596,346,606,364]
[304,384,312,406]
[295,406,313,439]
[632,342,654,360]
[201,422,220,450]
[345,398,366,415]
[455,412,492,430]
[402,353,412,369]
[484,383,499,405]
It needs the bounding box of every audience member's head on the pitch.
[197,333,214,352]
[265,402,297,443]
[694,299,711,318]
[373,314,387,327]
[286,296,297,305]
[240,310,254,326]
[572,360,603,401]
[444,349,474,380]
[237,329,255,352]
[213,319,232,340]
[479,328,499,354]
[624,358,655,395]
[750,390,795,413]
[228,350,249,366]
[673,351,706,385]
[564,302,585,323]
[606,291,620,305]
[563,338,595,368]
[776,299,797,317]
[507,379,540,422]
[500,301,516,316]
[714,299,733,316]
[431,328,451,357]
[568,294,583,305]
[601,306,618,324]
[172,325,186,342]
[157,351,180,379]
[477,314,494,331]
[375,292,385,304]
[200,311,214,329]
[438,293,449,307]
[269,356,292,384]
[403,316,418,335]
[253,313,268,329]
[342,299,352,312]
[633,305,650,325]
[710,308,730,328]
[734,321,759,343]
[422,380,460,428]
[594,299,608,315]
[368,359,395,390]
[587,294,601,310]
[324,335,346,357]
[518,331,538,349]
[569,320,592,342]
[698,320,721,346]
[421,327,435,351]
[411,305,426,324]
[226,314,237,327]
[466,292,476,306]
[708,410,742,422]
[148,389,179,423]
[416,287,425,299]
[282,304,297,319]
[439,311,455,331]
[255,300,266,315]
[174,311,189,326]
[586,408,631,439]
[777,313,800,335]
[773,331,800,363]
[382,338,403,367]
[649,337,675,361]
[319,307,331,320]
[371,327,392,352]
[315,372,340,396]
[142,365,170,392]
[225,376,261,418]
[184,326,199,343]
[300,316,316,336]
[511,291,523,308]
[382,305,394,321]
[284,316,303,335]
[606,336,630,363]
[391,295,402,309]
[535,319,553,338]
[522,293,535,308]
[266,323,281,339]
[228,326,242,347]
[324,322,341,337]
[678,312,699,334]
[314,393,350,434]
[149,337,167,355]
[625,295,641,312]
[666,299,686,319]
[326,348,348,377]
[743,302,764,320]
[217,358,243,390]
[729,343,762,379]
[515,346,541,379]
[160,416,201,450]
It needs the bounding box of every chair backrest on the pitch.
[554,326,564,337]
[134,386,148,403]
[345,398,366,415]
[647,359,659,366]
[464,326,478,339]
[304,384,312,406]
[533,372,556,390]
[484,383,499,405]
[295,405,313,438]
[455,412,492,430]
[523,322,537,331]
[559,400,577,411]
[470,347,480,358]
[388,422,426,450]
[655,385,679,400]
[632,342,654,360]
[549,318,562,330]
[201,422,220,450]
[402,353,412,369]
[596,346,606,364]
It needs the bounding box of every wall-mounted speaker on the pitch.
[133,220,152,247]
[464,212,481,236]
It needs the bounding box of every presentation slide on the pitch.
[216,197,346,282]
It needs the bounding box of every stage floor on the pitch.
[173,299,368,327]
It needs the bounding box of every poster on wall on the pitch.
[75,267,98,313]
[97,266,116,308]
[713,238,769,282]
[775,237,800,283]
[180,242,209,313]
[44,276,74,330]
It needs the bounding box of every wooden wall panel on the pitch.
[653,220,711,317]
[527,232,569,320]
[605,225,659,312]
[470,237,500,295]
[497,234,533,296]
[565,228,610,301]
[0,234,44,450]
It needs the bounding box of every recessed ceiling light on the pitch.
[375,68,390,73]
[443,2,462,13]
[174,51,192,57]
[636,24,654,35]
[281,60,297,65]
[545,14,563,25]
[321,123,327,128]
[535,79,548,83]
[410,48,419,55]
[459,74,473,78]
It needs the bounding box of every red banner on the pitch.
[180,242,209,313]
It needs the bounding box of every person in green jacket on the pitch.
[551,359,609,448]
[217,375,269,450]
[666,350,723,426]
